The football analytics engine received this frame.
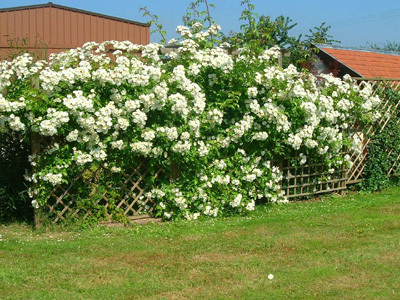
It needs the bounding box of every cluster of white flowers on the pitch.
[230,193,242,207]
[41,173,63,186]
[258,45,281,61]
[130,141,153,156]
[176,25,193,38]
[157,126,179,141]
[63,90,94,112]
[7,114,25,131]
[203,205,218,217]
[0,54,45,92]
[253,131,269,141]
[73,150,93,166]
[211,174,231,185]
[247,87,258,98]
[206,109,224,125]
[214,159,227,170]
[172,140,191,153]
[38,108,69,136]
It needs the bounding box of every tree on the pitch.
[142,0,339,69]
[225,15,299,51]
[223,0,339,68]
[364,41,400,53]
[290,22,340,69]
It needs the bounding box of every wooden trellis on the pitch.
[346,78,400,184]
[279,79,400,199]
[45,161,164,223]
[281,160,347,199]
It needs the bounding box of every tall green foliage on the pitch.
[362,87,400,191]
[223,0,339,68]
[183,0,216,28]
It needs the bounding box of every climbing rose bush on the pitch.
[0,23,381,220]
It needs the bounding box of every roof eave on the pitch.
[0,2,150,27]
[312,44,363,77]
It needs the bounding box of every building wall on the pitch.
[0,5,149,59]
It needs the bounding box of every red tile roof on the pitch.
[320,47,400,79]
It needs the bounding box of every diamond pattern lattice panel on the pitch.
[45,161,164,223]
[346,79,400,184]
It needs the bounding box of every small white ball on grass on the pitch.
[268,274,274,280]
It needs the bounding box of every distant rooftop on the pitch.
[314,44,400,79]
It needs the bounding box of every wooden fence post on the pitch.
[29,77,43,229]
[278,51,283,68]
[275,159,285,196]
[31,133,42,229]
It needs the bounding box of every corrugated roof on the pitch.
[0,2,149,27]
[316,44,400,79]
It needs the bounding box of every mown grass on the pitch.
[1,188,400,299]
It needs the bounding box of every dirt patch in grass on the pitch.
[381,219,400,232]
[191,251,255,263]
[381,205,400,215]
[91,251,171,273]
[376,250,400,268]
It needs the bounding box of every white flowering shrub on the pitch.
[0,23,380,221]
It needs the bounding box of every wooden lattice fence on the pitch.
[281,160,347,199]
[274,79,400,199]
[46,162,164,223]
[32,135,166,224]
[346,78,400,184]
[267,78,400,200]
[34,78,400,224]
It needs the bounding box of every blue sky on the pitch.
[4,0,400,48]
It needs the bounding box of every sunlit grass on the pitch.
[1,188,400,299]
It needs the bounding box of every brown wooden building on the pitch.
[0,2,150,59]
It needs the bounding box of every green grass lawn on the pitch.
[1,188,400,300]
